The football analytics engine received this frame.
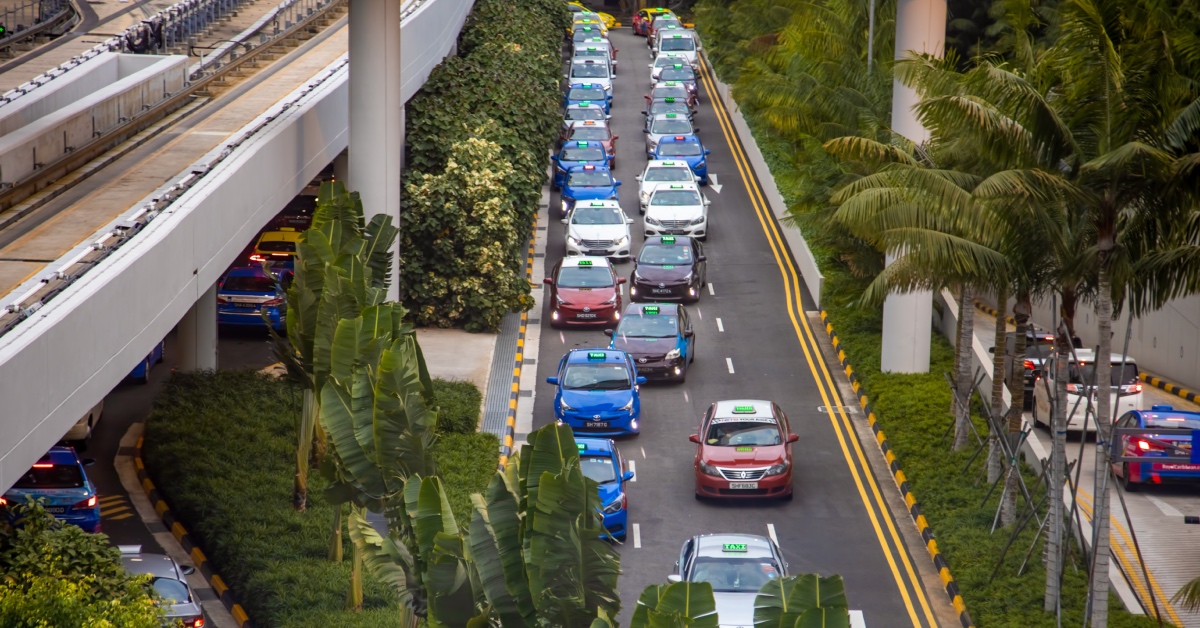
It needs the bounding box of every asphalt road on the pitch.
[532,28,946,625]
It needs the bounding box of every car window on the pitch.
[1144,416,1200,430]
[649,101,691,118]
[652,86,688,100]
[223,275,275,292]
[655,56,683,68]
[705,419,782,446]
[567,108,606,122]
[562,147,608,161]
[571,207,625,225]
[572,64,609,79]
[690,558,779,592]
[567,170,614,186]
[580,455,618,484]
[573,30,599,42]
[644,167,693,182]
[12,464,84,489]
[570,127,610,141]
[657,143,703,157]
[1023,338,1055,359]
[660,67,696,81]
[257,240,296,253]
[568,87,606,101]
[638,244,692,264]
[152,578,191,604]
[616,314,679,338]
[557,266,615,288]
[651,190,702,206]
[1068,362,1139,386]
[562,364,631,390]
[651,119,694,134]
[575,48,607,59]
[660,38,697,52]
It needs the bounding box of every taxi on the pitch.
[547,349,646,436]
[689,400,798,500]
[563,199,632,261]
[568,2,616,29]
[572,25,607,44]
[653,136,711,184]
[637,160,701,213]
[1111,406,1200,491]
[644,112,699,157]
[642,97,693,126]
[654,30,700,68]
[656,63,699,96]
[1,447,101,532]
[553,141,611,190]
[572,40,618,72]
[567,59,613,95]
[217,266,291,331]
[576,437,634,540]
[647,14,683,45]
[629,235,707,303]
[606,303,695,382]
[251,227,301,266]
[633,7,675,36]
[561,164,621,216]
[650,52,691,82]
[669,534,788,626]
[544,256,625,327]
[645,81,697,111]
[561,120,618,165]
[564,83,612,113]
[561,102,610,140]
[643,183,709,241]
[572,16,609,37]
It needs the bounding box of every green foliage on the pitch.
[431,379,482,434]
[0,503,165,628]
[142,370,495,627]
[630,581,719,627]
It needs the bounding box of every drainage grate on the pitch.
[482,310,522,439]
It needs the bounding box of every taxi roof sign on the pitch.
[722,543,748,552]
[670,184,683,189]
[587,47,597,50]
[590,202,606,206]
[673,34,683,38]
[665,97,675,102]
[661,236,676,244]
[674,64,683,68]
[643,305,660,315]
[674,136,686,140]
[733,405,757,414]
[577,443,586,451]
[587,351,607,361]
[576,141,589,147]
[578,259,593,266]
[583,165,595,170]
[580,100,592,105]
[666,113,677,118]
[583,120,597,125]
[663,161,676,165]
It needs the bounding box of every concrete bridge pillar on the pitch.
[177,282,218,372]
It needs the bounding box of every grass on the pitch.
[431,379,483,434]
[141,370,498,628]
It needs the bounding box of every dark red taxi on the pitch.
[544,256,625,328]
[689,400,798,500]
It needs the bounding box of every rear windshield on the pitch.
[557,266,614,288]
[580,455,618,484]
[1068,363,1139,387]
[649,102,691,118]
[570,127,610,141]
[705,419,781,446]
[652,86,688,100]
[567,170,613,187]
[152,578,191,604]
[638,244,692,265]
[660,67,696,82]
[223,275,275,293]
[571,64,609,79]
[660,38,696,52]
[644,167,693,182]
[1024,337,1055,359]
[13,464,84,489]
[568,87,606,101]
[567,108,606,122]
[651,119,694,135]
[571,207,624,225]
[657,143,702,157]
[257,241,295,254]
[562,147,607,161]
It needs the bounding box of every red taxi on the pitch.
[689,400,797,500]
[544,256,625,327]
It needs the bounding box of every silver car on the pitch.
[644,113,699,157]
[120,546,206,627]
[670,534,788,628]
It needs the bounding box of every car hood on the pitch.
[640,180,694,198]
[646,205,703,221]
[596,480,623,506]
[610,335,677,357]
[558,287,618,306]
[701,444,786,465]
[713,592,756,626]
[565,185,618,201]
[570,224,628,241]
[634,264,692,283]
[561,388,634,412]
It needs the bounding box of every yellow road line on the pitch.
[697,56,936,627]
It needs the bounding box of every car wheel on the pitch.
[1121,464,1140,492]
[134,357,151,385]
[694,491,703,501]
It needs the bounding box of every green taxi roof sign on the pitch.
[577,443,586,451]
[587,351,607,361]
[583,83,593,87]
[577,259,593,266]
[643,305,660,315]
[579,100,592,105]
[663,161,676,165]
[661,235,676,244]
[674,34,683,38]
[587,47,597,50]
[722,543,748,552]
[665,81,678,86]
[670,184,683,189]
[674,64,683,68]
[733,405,757,414]
[576,141,589,147]
[736,446,754,452]
[665,97,675,103]
[590,202,605,206]
[666,113,677,118]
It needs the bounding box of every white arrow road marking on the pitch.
[628,460,636,481]
[1146,494,1183,517]
[633,523,642,548]
[767,523,779,546]
[709,174,723,193]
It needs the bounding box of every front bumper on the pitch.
[566,241,631,261]
[550,303,620,326]
[630,280,697,301]
[630,356,685,380]
[695,469,792,499]
[601,508,628,540]
[556,412,639,436]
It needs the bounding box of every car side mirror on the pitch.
[697,255,706,262]
[564,74,570,79]
[668,574,683,583]
[636,376,648,385]
[560,218,568,225]
[618,277,627,284]
[626,217,634,224]
[788,433,800,443]
[543,278,554,285]
[613,135,620,141]
[988,346,995,353]
[635,174,643,181]
[704,149,711,155]
[693,127,701,133]
[648,63,654,68]
[643,129,651,134]
[180,565,196,575]
[606,114,613,121]
[604,328,615,336]
[546,376,559,385]
[622,470,635,482]
[684,329,694,338]
[688,434,701,444]
[82,458,96,466]
[615,180,623,186]
[703,198,711,206]
[640,110,647,115]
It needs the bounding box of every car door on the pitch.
[693,239,707,284]
[679,307,693,357]
[774,403,794,460]
[676,537,694,575]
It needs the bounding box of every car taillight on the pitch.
[1134,438,1165,454]
[1023,360,1036,371]
[185,617,205,628]
[262,298,283,307]
[1066,383,1081,393]
[0,497,7,506]
[217,295,230,304]
[1119,383,1142,396]
[249,254,265,262]
[74,495,97,509]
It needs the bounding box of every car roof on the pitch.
[646,159,692,169]
[623,302,681,316]
[569,82,606,89]
[712,400,775,420]
[120,552,182,579]
[562,256,612,269]
[571,120,610,131]
[225,266,271,278]
[576,437,617,455]
[693,534,776,559]
[257,230,299,243]
[566,348,628,364]
[1132,407,1200,423]
[1066,349,1136,364]
[39,446,83,466]
[574,199,621,209]
[651,182,700,193]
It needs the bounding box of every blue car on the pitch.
[553,141,611,191]
[606,303,695,382]
[653,135,711,184]
[564,83,612,113]
[217,267,292,331]
[1112,405,1200,491]
[2,447,101,533]
[126,340,165,384]
[561,164,621,217]
[547,348,646,436]
[577,437,634,541]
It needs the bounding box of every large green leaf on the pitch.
[795,607,851,628]
[629,581,719,628]
[468,482,535,627]
[523,423,579,514]
[753,574,849,627]
[425,532,481,628]
[347,506,415,607]
[412,477,459,564]
[361,213,399,289]
[319,378,385,498]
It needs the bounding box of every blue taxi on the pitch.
[653,136,710,184]
[553,141,611,191]
[217,266,291,331]
[605,303,695,382]
[547,348,646,436]
[561,164,621,217]
[564,83,612,113]
[1,447,101,533]
[577,437,634,541]
[1112,406,1200,490]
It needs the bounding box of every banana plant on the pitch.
[629,581,719,627]
[753,574,851,628]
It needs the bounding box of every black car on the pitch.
[629,236,706,303]
[993,327,1078,409]
[605,302,695,382]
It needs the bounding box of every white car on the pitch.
[649,52,690,83]
[567,59,613,94]
[653,29,700,67]
[63,400,104,447]
[573,39,617,72]
[644,183,709,241]
[1032,349,1144,432]
[637,160,699,212]
[563,200,633,261]
[644,113,698,157]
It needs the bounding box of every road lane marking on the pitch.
[559,331,565,344]
[709,173,723,193]
[696,308,702,319]
[684,390,689,402]
[716,317,724,332]
[628,460,636,481]
[726,357,734,374]
[698,56,934,626]
[767,523,779,546]
[640,446,647,459]
[707,282,715,296]
[1145,494,1183,518]
[632,523,642,548]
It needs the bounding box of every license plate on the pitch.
[234,304,258,309]
[576,313,597,319]
[652,288,672,294]
[586,250,609,257]
[44,507,66,514]
[585,421,609,428]
[729,482,759,490]
[666,230,685,235]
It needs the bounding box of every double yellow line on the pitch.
[695,56,938,627]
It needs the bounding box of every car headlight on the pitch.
[555,293,571,306]
[648,138,658,148]
[568,235,581,246]
[619,398,634,412]
[682,272,694,283]
[645,215,662,226]
[689,215,705,225]
[602,293,618,305]
[615,236,629,247]
[603,493,625,514]
[765,461,790,476]
[695,160,706,168]
[665,348,681,360]
[561,199,572,213]
[698,460,721,477]
[560,398,574,412]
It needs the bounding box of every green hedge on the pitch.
[431,379,483,434]
[142,371,498,628]
[398,0,570,331]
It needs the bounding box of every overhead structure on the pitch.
[879,0,946,374]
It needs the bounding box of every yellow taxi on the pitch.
[251,227,301,263]
[568,2,616,29]
[633,7,674,36]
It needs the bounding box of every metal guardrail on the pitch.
[0,0,73,51]
[189,0,334,80]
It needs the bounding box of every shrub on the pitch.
[432,378,483,434]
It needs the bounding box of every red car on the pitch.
[633,7,675,37]
[689,400,798,500]
[562,120,619,166]
[543,256,625,328]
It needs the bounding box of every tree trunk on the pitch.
[347,506,364,611]
[988,285,1009,485]
[1000,295,1030,526]
[953,285,977,451]
[1044,291,1074,611]
[951,285,966,418]
[1090,265,1115,628]
[294,389,318,511]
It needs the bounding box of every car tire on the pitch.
[694,491,703,501]
[134,357,152,385]
[1121,464,1140,492]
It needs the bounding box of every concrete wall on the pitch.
[0,54,187,185]
[399,0,472,102]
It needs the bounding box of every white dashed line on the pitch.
[707,282,715,296]
[1146,494,1183,518]
[640,446,647,459]
[628,460,636,481]
[632,523,642,548]
[696,308,702,319]
[684,390,690,402]
[559,331,565,344]
[726,358,735,374]
[767,523,779,546]
[716,318,724,332]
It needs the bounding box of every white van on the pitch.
[1032,349,1143,431]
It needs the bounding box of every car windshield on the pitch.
[690,557,780,593]
[655,56,684,68]
[639,244,692,264]
[567,108,606,122]
[257,241,295,253]
[572,64,609,79]
[562,364,631,390]
[570,127,610,141]
[562,147,607,161]
[660,38,696,52]
[572,207,625,225]
[654,19,682,29]
[651,119,693,134]
[567,170,613,186]
[616,314,678,338]
[705,419,782,446]
[574,49,607,60]
[644,167,693,182]
[580,455,618,483]
[573,30,600,41]
[152,578,191,604]
[558,266,614,288]
[222,275,275,292]
[1068,363,1140,387]
[12,464,84,489]
[652,86,688,100]
[657,143,703,157]
[651,190,702,206]
[649,102,691,118]
[660,67,696,81]
[568,87,606,101]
